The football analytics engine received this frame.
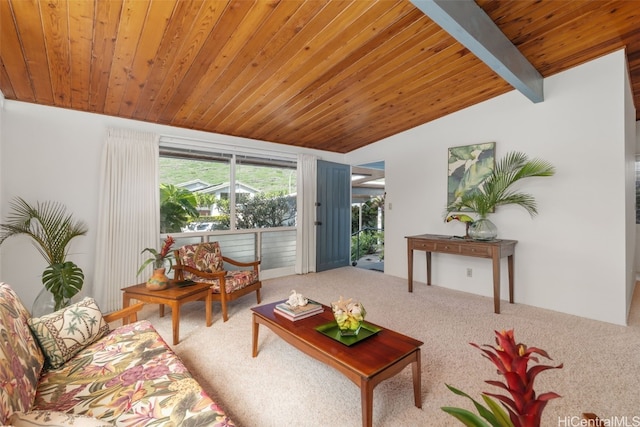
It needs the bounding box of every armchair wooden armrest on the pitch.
[222,256,261,270]
[103,302,145,325]
[173,264,227,281]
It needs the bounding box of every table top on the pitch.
[121,281,212,301]
[252,300,423,377]
[406,233,517,245]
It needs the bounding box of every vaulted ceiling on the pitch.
[1,0,639,153]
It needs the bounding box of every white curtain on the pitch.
[94,128,159,312]
[295,154,317,274]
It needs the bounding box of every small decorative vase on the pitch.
[469,217,498,241]
[331,301,365,336]
[146,267,169,291]
[338,319,362,336]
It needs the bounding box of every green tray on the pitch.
[315,321,381,346]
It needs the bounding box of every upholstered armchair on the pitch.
[173,242,261,322]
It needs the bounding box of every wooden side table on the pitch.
[121,281,212,345]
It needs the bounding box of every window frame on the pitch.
[159,138,298,232]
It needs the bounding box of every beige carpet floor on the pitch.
[139,267,640,427]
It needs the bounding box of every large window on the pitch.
[158,145,297,233]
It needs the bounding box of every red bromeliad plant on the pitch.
[137,235,176,276]
[442,329,563,427]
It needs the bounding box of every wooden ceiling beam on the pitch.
[411,0,544,103]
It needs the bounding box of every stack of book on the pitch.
[274,300,323,321]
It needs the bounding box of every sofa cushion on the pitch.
[28,298,109,369]
[33,320,234,426]
[0,283,46,425]
[9,410,114,426]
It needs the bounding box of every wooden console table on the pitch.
[406,234,517,314]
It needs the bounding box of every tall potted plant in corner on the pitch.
[0,197,88,315]
[445,151,555,240]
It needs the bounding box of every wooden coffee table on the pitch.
[251,300,423,427]
[122,281,212,345]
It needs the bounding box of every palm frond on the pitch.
[0,198,88,264]
[445,151,554,219]
[0,197,88,305]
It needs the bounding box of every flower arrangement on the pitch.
[442,329,563,427]
[331,296,366,336]
[137,235,175,276]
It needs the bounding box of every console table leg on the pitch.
[508,254,515,304]
[407,247,414,292]
[426,252,432,286]
[492,253,501,314]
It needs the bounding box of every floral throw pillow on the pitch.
[28,298,109,369]
[9,410,113,426]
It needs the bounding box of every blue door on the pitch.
[316,160,351,272]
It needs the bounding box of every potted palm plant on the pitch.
[0,197,88,314]
[445,151,555,240]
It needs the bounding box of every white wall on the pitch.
[636,121,640,281]
[347,49,633,325]
[0,104,343,307]
[624,58,637,317]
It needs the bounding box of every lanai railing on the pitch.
[165,226,296,280]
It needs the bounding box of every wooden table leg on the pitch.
[360,377,374,427]
[159,304,165,318]
[205,291,212,327]
[252,314,259,357]
[171,302,180,345]
[412,349,422,408]
[122,293,131,325]
[508,253,515,304]
[492,250,501,314]
[407,246,414,292]
[426,252,432,286]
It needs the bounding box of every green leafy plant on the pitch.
[160,184,199,233]
[445,152,555,219]
[137,235,175,276]
[0,197,88,311]
[351,230,383,262]
[442,329,562,427]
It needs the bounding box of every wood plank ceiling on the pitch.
[1,0,639,154]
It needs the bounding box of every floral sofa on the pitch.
[0,282,234,426]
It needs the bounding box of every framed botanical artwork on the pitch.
[447,142,495,209]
